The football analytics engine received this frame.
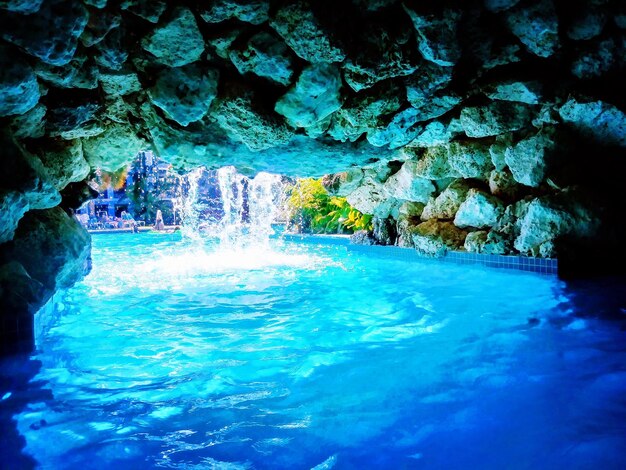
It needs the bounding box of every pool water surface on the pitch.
[2,232,626,469]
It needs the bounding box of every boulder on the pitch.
[408,118,464,148]
[1,0,88,66]
[367,107,424,149]
[275,63,342,128]
[46,103,103,139]
[403,6,461,66]
[559,99,626,147]
[0,261,45,315]
[229,31,295,86]
[421,179,470,220]
[383,160,435,203]
[571,38,617,80]
[372,197,403,220]
[0,52,40,117]
[82,124,147,170]
[99,71,142,96]
[460,102,535,138]
[323,169,364,196]
[405,61,454,106]
[484,0,521,12]
[412,220,467,257]
[350,230,377,245]
[454,189,505,229]
[200,0,269,25]
[149,64,219,127]
[488,169,520,200]
[34,56,98,89]
[505,0,559,58]
[504,128,556,187]
[407,146,460,180]
[80,10,121,47]
[0,191,29,244]
[207,28,241,59]
[120,0,167,23]
[27,139,90,190]
[346,177,387,214]
[141,7,204,67]
[373,216,397,245]
[464,230,510,254]
[566,7,606,41]
[10,104,47,139]
[447,141,494,178]
[0,0,44,14]
[94,27,128,71]
[269,0,346,63]
[484,81,542,105]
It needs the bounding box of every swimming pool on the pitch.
[2,232,626,469]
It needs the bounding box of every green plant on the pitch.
[285,178,372,234]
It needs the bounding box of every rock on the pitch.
[270,0,346,63]
[484,81,542,105]
[505,0,559,58]
[26,139,89,190]
[454,189,504,229]
[484,0,521,12]
[99,71,142,95]
[328,82,403,142]
[0,52,40,117]
[421,179,470,220]
[350,230,377,245]
[82,124,147,171]
[514,195,598,256]
[405,146,459,180]
[84,0,105,7]
[214,90,293,151]
[412,220,467,257]
[0,191,29,244]
[464,230,510,254]
[571,38,616,79]
[494,198,531,238]
[275,63,342,128]
[10,104,47,139]
[346,177,387,214]
[373,216,397,245]
[0,0,43,14]
[34,56,98,89]
[80,10,121,47]
[141,7,205,67]
[405,61,454,106]
[504,129,556,187]
[4,207,91,294]
[383,160,435,203]
[372,197,403,219]
[207,28,241,59]
[46,103,103,139]
[1,0,88,66]
[567,7,606,41]
[447,141,494,178]
[323,169,364,196]
[559,99,626,147]
[200,0,269,25]
[408,118,463,148]
[149,65,219,127]
[367,107,424,149]
[489,134,512,171]
[229,31,295,86]
[121,0,167,23]
[0,261,45,315]
[403,6,461,66]
[60,181,99,212]
[94,27,128,71]
[489,169,520,200]
[460,102,535,138]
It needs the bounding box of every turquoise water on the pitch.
[3,233,626,469]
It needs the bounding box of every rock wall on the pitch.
[1,0,626,342]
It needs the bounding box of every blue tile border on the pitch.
[281,234,558,276]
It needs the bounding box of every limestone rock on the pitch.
[346,177,387,214]
[454,189,504,229]
[408,118,463,148]
[5,207,91,294]
[99,71,142,96]
[421,179,470,220]
[207,28,241,59]
[412,220,467,257]
[405,62,454,107]
[82,124,147,170]
[406,146,459,180]
[489,134,512,171]
[323,169,364,196]
[0,261,45,315]
[460,102,535,138]
[229,31,295,86]
[372,197,403,220]
[47,103,103,140]
[94,27,128,71]
[0,52,40,117]
[200,0,269,25]
[559,99,626,147]
[484,81,542,105]
[505,0,559,58]
[275,63,342,128]
[505,128,557,187]
[121,0,167,23]
[367,107,424,149]
[566,7,606,41]
[0,0,43,14]
[270,0,346,63]
[10,104,46,139]
[350,230,377,245]
[373,216,397,245]
[484,0,521,12]
[447,141,494,179]
[383,160,435,203]
[1,0,88,66]
[149,65,219,127]
[34,56,98,89]
[403,6,461,66]
[464,230,510,254]
[214,91,293,151]
[571,38,617,79]
[80,10,121,47]
[0,191,29,244]
[489,169,520,200]
[27,139,89,190]
[141,7,205,67]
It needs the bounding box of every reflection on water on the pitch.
[1,232,625,469]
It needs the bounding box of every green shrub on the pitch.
[285,178,372,234]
